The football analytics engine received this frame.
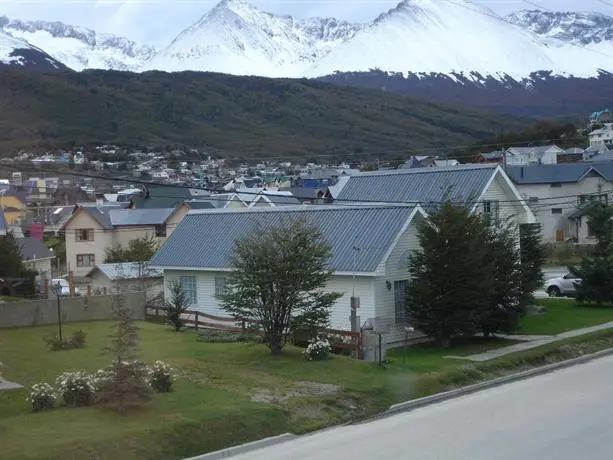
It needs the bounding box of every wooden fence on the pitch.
[145,307,362,358]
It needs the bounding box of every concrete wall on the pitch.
[0,292,145,328]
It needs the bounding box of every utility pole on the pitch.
[351,240,361,359]
[53,281,63,342]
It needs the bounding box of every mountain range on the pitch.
[1,0,613,80]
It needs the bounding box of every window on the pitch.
[550,183,562,188]
[76,254,95,267]
[551,208,563,214]
[155,224,167,237]
[75,229,94,241]
[578,193,608,206]
[215,276,227,297]
[179,276,197,305]
[588,221,596,238]
[528,197,539,203]
[482,200,500,221]
[394,280,409,325]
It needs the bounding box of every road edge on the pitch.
[381,346,613,418]
[184,346,613,459]
[183,433,297,460]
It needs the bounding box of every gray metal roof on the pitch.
[506,162,613,184]
[252,192,301,206]
[108,208,176,226]
[17,237,54,261]
[150,205,422,273]
[86,262,163,280]
[0,211,6,231]
[334,164,498,205]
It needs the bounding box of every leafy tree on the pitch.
[97,290,152,413]
[406,202,495,347]
[162,281,191,332]
[570,202,613,305]
[104,236,159,263]
[218,219,342,354]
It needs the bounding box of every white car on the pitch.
[51,279,82,297]
[543,273,582,297]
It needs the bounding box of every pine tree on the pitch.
[97,290,152,413]
[519,223,546,306]
[406,202,496,347]
[570,202,613,305]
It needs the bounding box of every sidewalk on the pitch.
[446,321,613,362]
[0,380,22,391]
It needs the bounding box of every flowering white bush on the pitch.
[55,371,96,407]
[303,337,332,361]
[26,382,56,412]
[148,360,175,392]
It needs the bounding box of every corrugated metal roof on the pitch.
[334,164,498,205]
[109,208,175,226]
[150,205,421,273]
[87,262,163,280]
[506,162,613,184]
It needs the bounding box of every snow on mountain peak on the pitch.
[304,0,560,79]
[0,28,65,70]
[1,15,157,71]
[507,10,613,45]
[143,0,361,77]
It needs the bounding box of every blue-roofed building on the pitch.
[150,204,428,345]
[506,162,613,243]
[329,164,535,227]
[62,202,191,278]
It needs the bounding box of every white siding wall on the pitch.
[374,218,425,345]
[515,174,612,242]
[162,270,376,331]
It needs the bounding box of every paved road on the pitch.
[227,355,613,460]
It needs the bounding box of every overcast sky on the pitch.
[0,0,610,46]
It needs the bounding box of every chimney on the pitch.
[95,193,104,206]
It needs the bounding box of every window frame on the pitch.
[179,276,197,306]
[482,200,500,221]
[551,208,563,214]
[75,228,94,242]
[155,224,167,237]
[215,276,227,297]
[76,253,95,267]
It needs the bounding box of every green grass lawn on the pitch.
[0,319,607,460]
[520,298,613,335]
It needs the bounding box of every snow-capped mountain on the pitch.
[0,28,66,70]
[142,0,361,77]
[507,10,613,45]
[307,0,572,79]
[2,0,613,80]
[0,16,157,71]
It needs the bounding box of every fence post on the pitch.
[194,311,199,330]
[43,277,49,299]
[68,271,75,296]
[87,284,91,296]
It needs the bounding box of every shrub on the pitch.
[325,333,354,356]
[96,359,153,412]
[55,371,96,407]
[148,361,175,392]
[43,330,87,351]
[303,337,331,361]
[26,382,56,412]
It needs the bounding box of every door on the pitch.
[555,230,564,242]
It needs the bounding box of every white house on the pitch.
[150,204,428,345]
[17,237,55,277]
[588,123,613,149]
[505,145,564,166]
[329,164,536,227]
[85,262,163,301]
[506,163,613,243]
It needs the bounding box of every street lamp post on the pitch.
[53,281,63,342]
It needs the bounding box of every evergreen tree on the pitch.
[519,223,546,306]
[570,202,613,305]
[406,202,495,347]
[162,281,191,332]
[104,235,159,263]
[97,291,152,413]
[0,232,27,278]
